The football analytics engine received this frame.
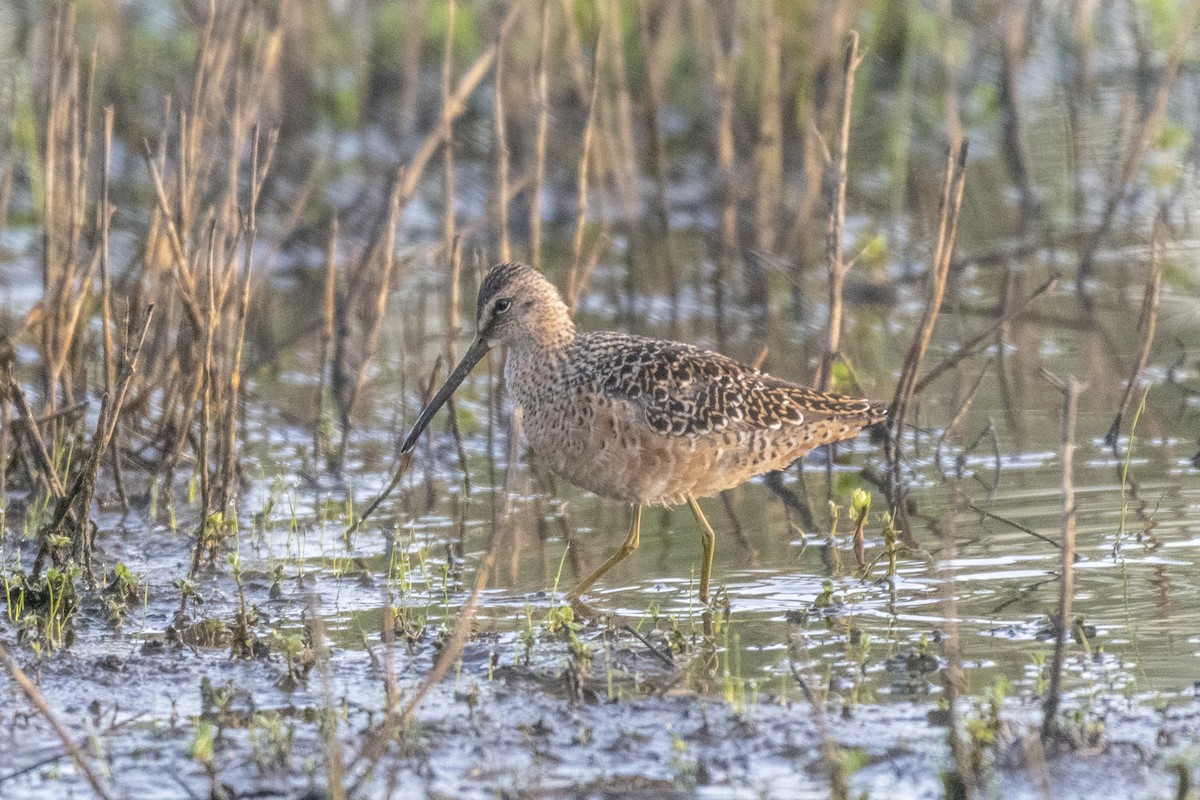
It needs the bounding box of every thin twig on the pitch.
[531,0,551,271]
[566,33,604,312]
[1105,218,1163,450]
[816,30,863,391]
[1041,370,1085,742]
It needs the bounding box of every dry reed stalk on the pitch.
[783,3,852,307]
[565,35,603,312]
[555,0,592,97]
[888,142,967,432]
[39,6,100,412]
[192,225,219,571]
[1105,219,1163,449]
[332,171,404,471]
[439,5,468,494]
[685,0,739,344]
[0,145,12,241]
[938,0,963,150]
[395,5,519,221]
[934,361,991,480]
[816,31,864,392]
[220,127,277,512]
[97,106,126,507]
[492,19,512,263]
[37,306,154,578]
[1041,370,1084,742]
[442,0,458,259]
[330,7,515,468]
[315,217,339,469]
[598,0,643,280]
[887,141,968,536]
[937,508,974,799]
[638,0,680,335]
[753,0,784,258]
[711,2,739,349]
[130,1,282,513]
[994,2,1037,447]
[790,652,849,800]
[9,380,67,503]
[1075,0,1199,293]
[999,1,1037,232]
[305,601,345,800]
[531,0,552,271]
[0,640,115,800]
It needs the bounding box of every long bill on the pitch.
[399,335,491,454]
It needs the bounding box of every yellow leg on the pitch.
[688,496,716,605]
[567,505,642,600]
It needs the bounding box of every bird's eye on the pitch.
[494,298,512,314]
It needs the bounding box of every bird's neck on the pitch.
[504,307,575,406]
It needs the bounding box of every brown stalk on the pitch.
[566,34,604,312]
[790,651,849,800]
[333,172,404,470]
[638,0,680,335]
[304,601,345,800]
[37,305,155,577]
[1041,370,1085,742]
[937,506,974,799]
[9,380,67,502]
[816,31,864,392]
[888,141,969,437]
[332,10,515,468]
[0,641,114,800]
[753,0,784,257]
[395,4,519,218]
[710,1,740,349]
[0,352,9,511]
[39,7,99,411]
[39,8,63,408]
[97,106,126,507]
[887,141,969,536]
[1105,218,1163,450]
[221,127,277,512]
[492,18,512,263]
[441,0,458,259]
[531,0,552,271]
[934,360,992,480]
[314,217,339,469]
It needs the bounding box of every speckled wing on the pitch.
[574,332,885,438]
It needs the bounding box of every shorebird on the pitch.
[401,263,886,604]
